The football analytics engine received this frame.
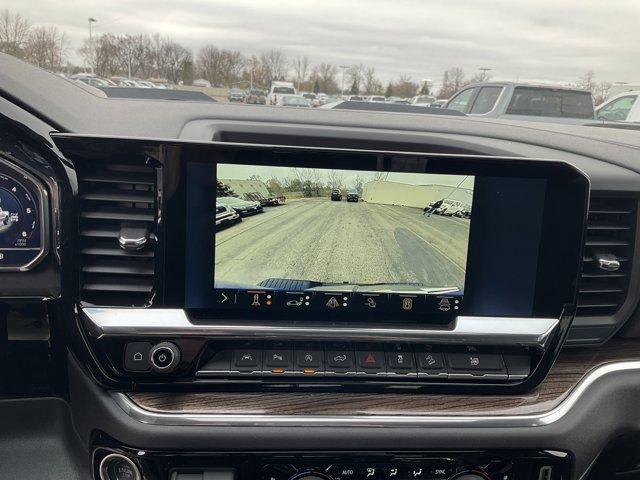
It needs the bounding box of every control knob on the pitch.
[149,342,181,373]
[289,471,333,480]
[451,472,491,480]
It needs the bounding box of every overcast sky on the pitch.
[217,164,475,191]
[7,0,639,87]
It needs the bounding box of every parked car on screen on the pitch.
[228,88,246,102]
[442,203,470,217]
[217,196,264,216]
[316,93,329,105]
[347,95,365,101]
[331,189,342,201]
[276,95,311,107]
[434,199,463,215]
[268,81,297,105]
[368,95,386,102]
[445,82,596,123]
[215,203,242,227]
[346,190,359,202]
[245,89,266,104]
[596,91,640,122]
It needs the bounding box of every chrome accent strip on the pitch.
[81,308,558,348]
[111,360,640,428]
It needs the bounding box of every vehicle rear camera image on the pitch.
[214,163,473,315]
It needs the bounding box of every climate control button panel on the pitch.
[92,445,569,480]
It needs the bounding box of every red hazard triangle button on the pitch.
[357,351,382,371]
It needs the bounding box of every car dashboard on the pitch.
[4,55,640,480]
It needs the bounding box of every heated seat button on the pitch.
[447,352,504,371]
[124,342,152,372]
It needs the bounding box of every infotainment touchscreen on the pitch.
[179,145,587,323]
[213,164,473,315]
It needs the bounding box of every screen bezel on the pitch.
[162,142,589,323]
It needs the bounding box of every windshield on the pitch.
[0,3,630,122]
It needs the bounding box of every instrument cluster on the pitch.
[0,159,48,271]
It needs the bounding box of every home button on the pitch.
[123,342,152,372]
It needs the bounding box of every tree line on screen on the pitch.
[217,169,388,199]
[0,9,612,101]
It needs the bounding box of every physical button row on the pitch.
[198,343,531,381]
[327,463,454,480]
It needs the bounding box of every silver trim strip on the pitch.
[112,360,640,428]
[81,308,558,347]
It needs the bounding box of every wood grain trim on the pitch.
[128,339,640,417]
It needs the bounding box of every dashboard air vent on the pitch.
[577,197,637,317]
[76,160,157,306]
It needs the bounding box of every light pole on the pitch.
[88,17,97,75]
[339,65,349,98]
[478,67,492,81]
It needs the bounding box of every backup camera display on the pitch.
[214,163,473,303]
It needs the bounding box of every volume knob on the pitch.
[149,342,181,373]
[289,471,333,480]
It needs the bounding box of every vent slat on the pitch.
[77,161,157,306]
[82,259,154,275]
[577,197,636,317]
[81,190,154,203]
[81,171,154,185]
[80,207,154,222]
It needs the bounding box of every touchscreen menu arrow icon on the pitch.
[219,292,228,303]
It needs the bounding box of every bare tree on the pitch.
[0,9,31,57]
[24,26,68,71]
[593,81,612,105]
[292,55,310,90]
[575,70,596,91]
[310,62,338,94]
[352,174,365,195]
[438,67,466,98]
[78,34,119,77]
[326,170,345,190]
[363,66,382,95]
[161,40,192,84]
[347,64,365,93]
[469,70,492,83]
[198,45,245,86]
[393,74,419,98]
[260,49,288,82]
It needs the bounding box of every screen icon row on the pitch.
[214,289,461,315]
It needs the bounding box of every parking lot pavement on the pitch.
[215,198,469,289]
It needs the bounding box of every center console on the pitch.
[69,140,588,394]
[52,136,589,480]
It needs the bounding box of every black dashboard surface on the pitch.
[4,54,640,480]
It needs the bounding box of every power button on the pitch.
[149,342,181,373]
